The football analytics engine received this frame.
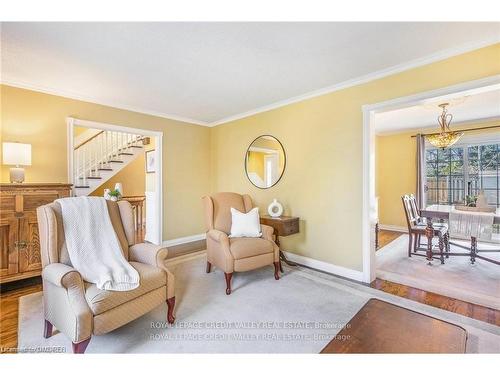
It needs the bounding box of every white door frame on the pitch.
[66,117,164,245]
[361,74,500,283]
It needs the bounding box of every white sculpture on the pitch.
[267,198,283,217]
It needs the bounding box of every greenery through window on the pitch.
[426,143,499,207]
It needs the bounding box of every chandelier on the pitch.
[427,103,464,149]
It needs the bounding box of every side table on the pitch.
[260,215,300,272]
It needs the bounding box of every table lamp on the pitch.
[2,142,32,183]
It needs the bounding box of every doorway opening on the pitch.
[66,118,164,245]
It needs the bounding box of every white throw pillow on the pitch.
[229,207,262,238]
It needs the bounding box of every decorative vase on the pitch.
[267,198,283,218]
[104,189,111,200]
[114,183,123,196]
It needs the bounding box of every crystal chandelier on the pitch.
[427,103,464,149]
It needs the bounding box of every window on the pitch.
[425,142,500,207]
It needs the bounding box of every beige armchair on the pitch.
[202,192,280,295]
[36,200,175,354]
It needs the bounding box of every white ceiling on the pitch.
[374,89,500,134]
[1,22,500,125]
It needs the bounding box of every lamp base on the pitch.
[9,167,25,183]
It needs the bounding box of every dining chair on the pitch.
[401,194,450,262]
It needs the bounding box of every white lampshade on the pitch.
[2,142,32,166]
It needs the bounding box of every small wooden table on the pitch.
[122,195,146,230]
[320,299,467,353]
[260,215,300,272]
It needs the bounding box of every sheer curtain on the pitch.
[416,134,426,210]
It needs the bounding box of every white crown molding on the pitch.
[209,38,500,127]
[0,78,210,127]
[282,251,364,282]
[376,115,500,136]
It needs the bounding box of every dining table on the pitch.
[420,204,500,266]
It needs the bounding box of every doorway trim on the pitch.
[361,74,500,283]
[66,117,164,245]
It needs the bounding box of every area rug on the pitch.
[18,251,500,353]
[377,235,500,310]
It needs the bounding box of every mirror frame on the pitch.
[244,134,287,189]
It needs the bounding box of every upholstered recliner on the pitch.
[202,192,280,295]
[36,200,175,354]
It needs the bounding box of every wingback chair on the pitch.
[36,200,175,353]
[202,192,280,295]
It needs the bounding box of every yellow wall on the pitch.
[0,85,211,240]
[376,120,500,228]
[247,151,265,180]
[211,43,500,272]
[2,43,499,271]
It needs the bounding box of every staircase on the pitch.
[72,130,145,196]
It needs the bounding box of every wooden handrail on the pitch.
[74,130,105,150]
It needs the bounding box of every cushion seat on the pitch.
[85,261,166,315]
[411,222,448,235]
[229,237,274,260]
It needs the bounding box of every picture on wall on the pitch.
[145,149,156,173]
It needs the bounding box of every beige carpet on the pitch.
[377,235,500,309]
[17,251,500,353]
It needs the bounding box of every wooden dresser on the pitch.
[0,183,72,283]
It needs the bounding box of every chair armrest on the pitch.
[42,263,84,289]
[261,224,275,241]
[129,242,169,268]
[207,229,229,244]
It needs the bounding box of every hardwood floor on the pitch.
[377,229,403,249]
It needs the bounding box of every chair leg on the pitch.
[72,337,91,354]
[166,296,176,324]
[445,233,450,258]
[408,233,413,257]
[274,262,280,280]
[43,319,53,339]
[416,234,421,251]
[224,272,233,295]
[413,233,418,254]
[439,234,445,264]
[279,260,283,273]
[206,261,212,273]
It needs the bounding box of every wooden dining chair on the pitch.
[401,194,449,262]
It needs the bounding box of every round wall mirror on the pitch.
[245,135,286,189]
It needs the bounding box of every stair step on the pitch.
[109,160,124,163]
[98,168,113,171]
[130,145,143,148]
[74,185,90,189]
[119,152,133,156]
[79,176,102,180]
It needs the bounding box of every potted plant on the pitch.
[108,189,122,202]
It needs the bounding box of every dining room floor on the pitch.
[376,233,500,311]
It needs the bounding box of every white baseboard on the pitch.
[163,233,206,247]
[282,251,364,282]
[378,224,407,233]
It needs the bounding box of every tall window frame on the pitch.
[425,136,500,208]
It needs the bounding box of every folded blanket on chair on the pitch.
[449,209,494,243]
[56,196,139,291]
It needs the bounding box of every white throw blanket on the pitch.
[56,196,139,291]
[449,209,495,243]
